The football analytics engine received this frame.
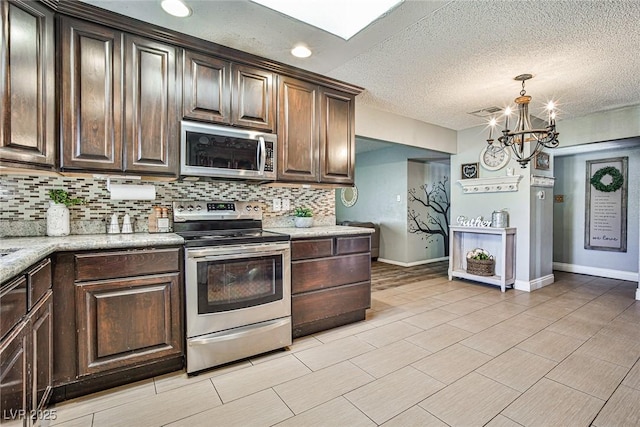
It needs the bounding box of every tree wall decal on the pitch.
[408,176,451,256]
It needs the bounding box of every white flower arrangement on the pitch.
[466,248,493,260]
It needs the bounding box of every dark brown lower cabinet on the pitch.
[75,273,181,376]
[52,247,183,402]
[0,320,28,426]
[0,258,52,427]
[291,235,371,338]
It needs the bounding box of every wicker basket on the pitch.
[467,258,495,276]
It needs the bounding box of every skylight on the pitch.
[250,0,403,40]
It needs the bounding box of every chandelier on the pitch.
[487,74,559,168]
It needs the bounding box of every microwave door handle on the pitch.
[257,136,266,175]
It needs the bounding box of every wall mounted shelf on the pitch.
[457,175,522,193]
[531,175,555,187]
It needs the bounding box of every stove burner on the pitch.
[173,200,290,247]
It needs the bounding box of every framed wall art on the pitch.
[461,162,479,179]
[534,151,550,170]
[585,157,628,252]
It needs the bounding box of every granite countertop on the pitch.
[1,225,373,284]
[0,233,184,284]
[265,225,375,238]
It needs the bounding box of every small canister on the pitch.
[491,209,508,228]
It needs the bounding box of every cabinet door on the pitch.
[183,50,231,124]
[277,76,319,182]
[0,0,55,169]
[60,17,123,171]
[320,88,355,184]
[123,34,179,176]
[0,320,28,424]
[232,64,275,132]
[75,273,182,376]
[30,291,52,412]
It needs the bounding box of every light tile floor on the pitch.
[51,271,640,426]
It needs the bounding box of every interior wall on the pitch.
[407,160,450,263]
[557,105,640,147]
[355,104,457,153]
[452,127,536,286]
[336,144,446,264]
[553,144,640,278]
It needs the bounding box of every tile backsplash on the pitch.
[0,174,336,237]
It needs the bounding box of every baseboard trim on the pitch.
[377,257,449,267]
[514,274,555,292]
[553,262,639,282]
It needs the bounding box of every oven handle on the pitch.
[188,317,290,346]
[257,136,266,175]
[186,242,290,259]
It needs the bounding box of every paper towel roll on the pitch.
[109,184,156,200]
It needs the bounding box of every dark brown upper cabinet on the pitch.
[277,76,319,183]
[183,50,230,124]
[60,17,123,172]
[277,76,355,185]
[61,17,179,176]
[320,88,355,184]
[183,50,275,132]
[231,64,275,132]
[123,34,179,175]
[0,0,55,169]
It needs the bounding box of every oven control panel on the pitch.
[173,200,262,222]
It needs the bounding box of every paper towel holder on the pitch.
[94,175,156,200]
[93,174,142,191]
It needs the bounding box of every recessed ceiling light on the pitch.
[251,0,403,40]
[161,0,192,17]
[291,45,312,58]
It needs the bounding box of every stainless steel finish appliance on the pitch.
[174,200,291,374]
[180,121,277,180]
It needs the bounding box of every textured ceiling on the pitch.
[81,0,640,131]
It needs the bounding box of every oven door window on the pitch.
[185,131,273,172]
[196,254,283,314]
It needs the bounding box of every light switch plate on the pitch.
[282,198,290,211]
[273,198,281,211]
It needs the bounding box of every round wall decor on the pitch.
[340,186,358,207]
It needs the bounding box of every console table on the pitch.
[448,226,516,292]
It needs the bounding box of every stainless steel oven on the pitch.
[174,201,291,374]
[180,121,277,181]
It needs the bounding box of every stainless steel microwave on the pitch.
[180,121,277,181]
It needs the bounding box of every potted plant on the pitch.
[47,189,84,237]
[293,207,314,228]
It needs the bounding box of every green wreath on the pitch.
[590,166,624,192]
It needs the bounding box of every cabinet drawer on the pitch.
[75,248,180,281]
[28,258,51,309]
[336,236,370,255]
[292,281,370,326]
[292,253,371,293]
[0,276,27,340]
[291,238,334,260]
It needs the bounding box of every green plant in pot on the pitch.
[293,207,314,228]
[47,189,85,237]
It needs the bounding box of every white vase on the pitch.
[294,217,314,228]
[47,202,70,236]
